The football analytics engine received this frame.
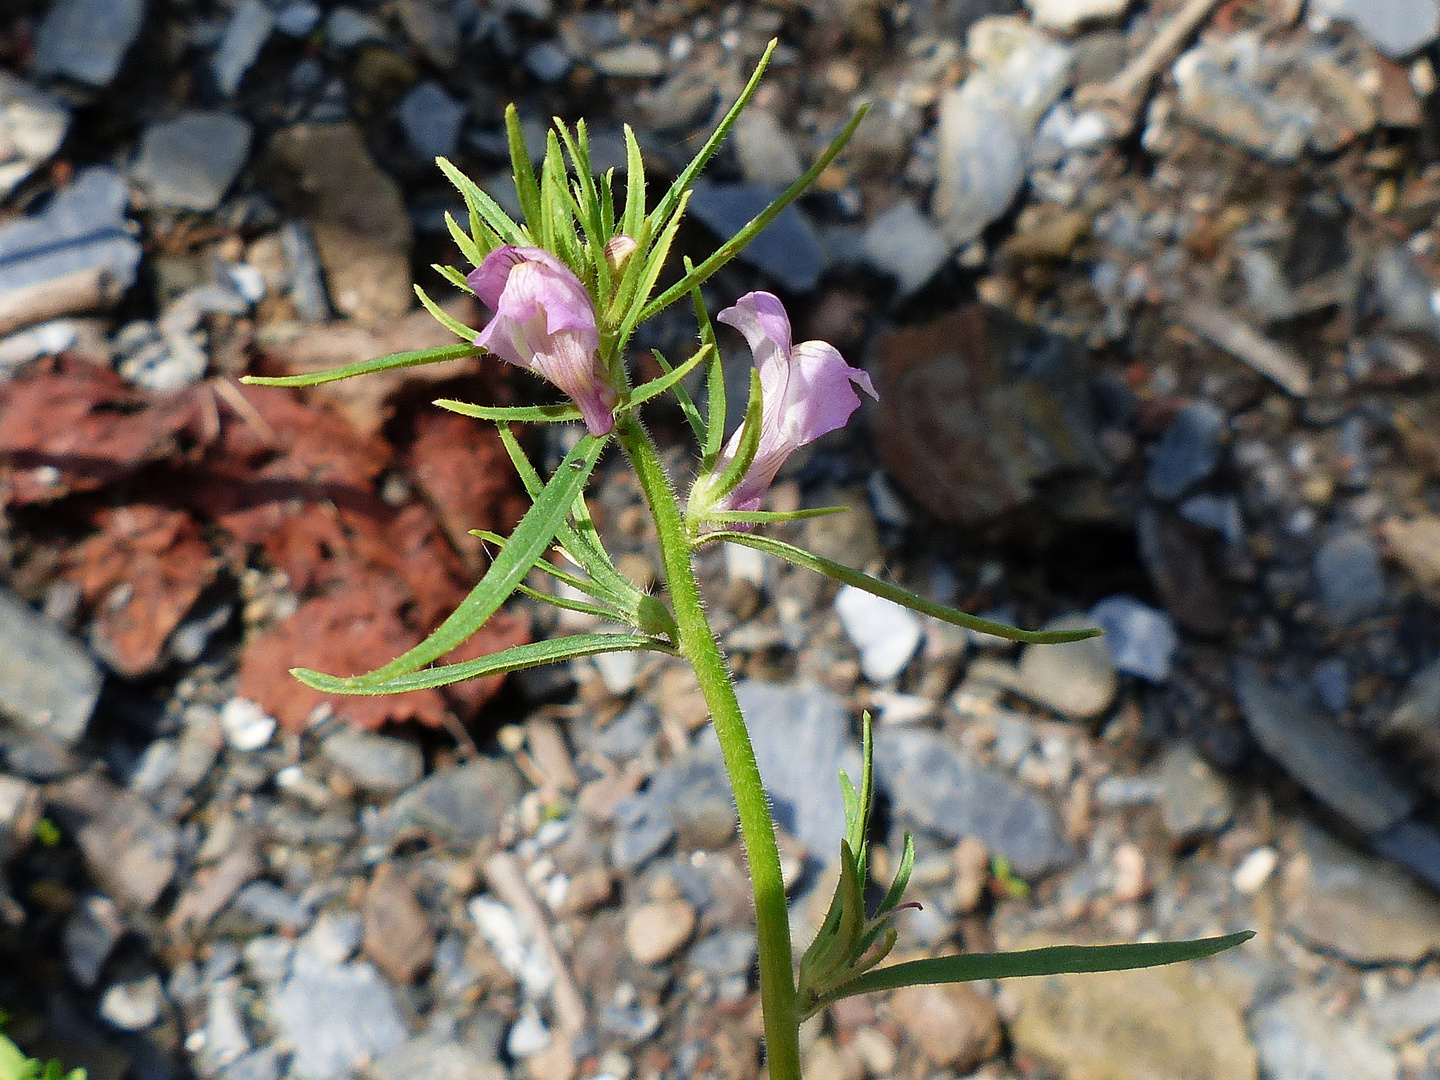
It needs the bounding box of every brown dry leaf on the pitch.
[63,502,220,677]
[0,361,201,505]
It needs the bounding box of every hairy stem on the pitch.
[615,415,802,1080]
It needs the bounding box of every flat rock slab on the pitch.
[1283,824,1440,964]
[132,112,253,211]
[1007,958,1257,1080]
[0,587,101,745]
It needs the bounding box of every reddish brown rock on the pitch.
[363,863,435,983]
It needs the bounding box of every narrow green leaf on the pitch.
[434,263,474,294]
[558,119,608,291]
[649,348,706,448]
[627,345,712,409]
[293,632,672,695]
[469,530,610,601]
[436,400,583,423]
[240,343,481,387]
[437,156,525,247]
[876,833,915,919]
[706,507,850,525]
[834,932,1256,999]
[700,532,1104,644]
[516,583,627,623]
[694,368,762,507]
[495,421,544,499]
[506,104,544,232]
[599,168,617,238]
[687,256,725,467]
[640,103,871,322]
[333,434,608,688]
[647,39,777,233]
[622,124,646,239]
[539,128,582,265]
[415,284,479,341]
[618,190,692,348]
[444,210,485,267]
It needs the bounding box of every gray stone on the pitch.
[1374,246,1438,333]
[133,112,253,212]
[1013,614,1117,720]
[1025,0,1130,30]
[1382,657,1440,795]
[688,929,757,978]
[688,182,824,294]
[368,1035,505,1080]
[862,200,951,300]
[0,73,70,199]
[1145,401,1225,501]
[1371,979,1440,1045]
[50,774,179,908]
[242,936,294,985]
[728,681,860,858]
[1233,659,1415,834]
[0,320,78,375]
[221,1048,282,1080]
[1088,595,1177,682]
[591,42,666,78]
[63,894,125,987]
[523,42,572,83]
[1284,824,1440,964]
[197,980,252,1075]
[271,954,409,1080]
[1311,0,1440,59]
[610,788,677,871]
[1252,989,1398,1080]
[231,882,314,932]
[280,221,331,322]
[733,109,805,188]
[0,167,142,298]
[321,730,423,794]
[0,593,101,743]
[325,8,388,49]
[397,81,466,161]
[32,0,144,87]
[213,0,274,97]
[1315,530,1387,625]
[1152,743,1233,841]
[873,728,1073,877]
[275,2,323,37]
[374,760,522,847]
[835,586,924,683]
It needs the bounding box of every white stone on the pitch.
[723,542,765,585]
[100,975,164,1030]
[1233,846,1278,895]
[863,200,951,298]
[835,586,924,683]
[220,697,276,751]
[1025,0,1130,31]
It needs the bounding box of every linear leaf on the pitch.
[516,583,627,623]
[622,125,646,238]
[436,400,583,423]
[693,369,762,508]
[240,343,481,387]
[470,530,610,600]
[506,104,543,232]
[437,156,525,247]
[707,506,849,525]
[332,434,608,688]
[703,532,1103,644]
[444,210,485,267]
[292,632,672,695]
[647,39,777,233]
[627,345,711,409]
[648,348,706,447]
[415,285,479,341]
[640,103,870,322]
[619,190,691,348]
[687,256,725,466]
[434,263,473,294]
[835,932,1255,999]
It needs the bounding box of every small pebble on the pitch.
[99,974,165,1031]
[220,698,277,751]
[624,899,696,964]
[835,586,924,683]
[1233,847,1279,895]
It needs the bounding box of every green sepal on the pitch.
[689,368,763,516]
[640,102,871,323]
[436,400,584,423]
[240,343,481,388]
[291,632,675,695]
[318,433,608,689]
[706,507,850,526]
[626,345,712,410]
[700,532,1104,645]
[830,932,1256,1000]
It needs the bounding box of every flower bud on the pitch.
[603,234,639,275]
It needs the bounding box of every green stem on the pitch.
[615,415,803,1080]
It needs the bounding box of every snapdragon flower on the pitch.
[468,245,616,436]
[700,291,877,515]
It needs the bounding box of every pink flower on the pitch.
[703,291,876,514]
[467,245,616,436]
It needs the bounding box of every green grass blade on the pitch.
[647,39,777,233]
[640,104,870,322]
[293,632,672,695]
[240,343,481,387]
[436,400,583,423]
[703,532,1104,644]
[328,434,609,688]
[627,345,711,409]
[835,932,1256,999]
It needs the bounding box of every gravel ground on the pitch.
[6,1,1440,1079]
